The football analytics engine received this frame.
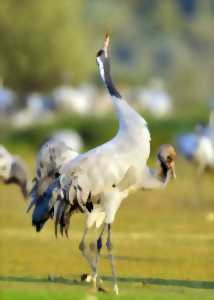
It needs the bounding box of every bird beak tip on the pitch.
[105,31,110,40]
[104,32,110,54]
[171,165,176,179]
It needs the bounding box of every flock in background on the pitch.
[0,78,173,128]
[0,34,214,295]
[177,112,214,175]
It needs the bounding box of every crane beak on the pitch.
[104,32,110,57]
[170,162,176,179]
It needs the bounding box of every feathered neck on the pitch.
[96,42,147,133]
[156,159,169,183]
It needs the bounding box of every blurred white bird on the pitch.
[53,84,95,115]
[0,145,28,198]
[49,130,83,153]
[136,79,172,117]
[27,130,81,212]
[177,112,214,175]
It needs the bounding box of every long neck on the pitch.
[97,56,146,132]
[141,162,170,190]
[103,59,121,99]
[97,56,127,130]
[156,158,168,182]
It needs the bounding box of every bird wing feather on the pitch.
[37,139,78,179]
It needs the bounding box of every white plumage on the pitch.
[0,145,15,180]
[194,135,214,174]
[50,130,83,152]
[60,99,151,204]
[177,112,214,175]
[85,205,106,229]
[0,145,28,198]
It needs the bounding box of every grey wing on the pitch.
[37,139,78,179]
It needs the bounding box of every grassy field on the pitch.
[1,281,214,300]
[0,150,214,299]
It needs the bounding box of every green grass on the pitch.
[0,116,214,299]
[1,281,214,300]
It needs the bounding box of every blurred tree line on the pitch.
[0,0,93,93]
[0,0,214,106]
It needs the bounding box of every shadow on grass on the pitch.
[0,275,214,290]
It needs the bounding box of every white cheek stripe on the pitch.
[96,57,105,82]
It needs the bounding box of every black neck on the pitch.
[103,58,121,99]
[157,153,168,181]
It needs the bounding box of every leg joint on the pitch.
[97,237,102,251]
[106,238,112,251]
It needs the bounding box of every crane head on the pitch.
[157,144,176,179]
[96,32,110,58]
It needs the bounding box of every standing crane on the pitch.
[29,34,176,295]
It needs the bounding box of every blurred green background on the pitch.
[0,1,214,300]
[0,0,213,99]
[0,0,214,152]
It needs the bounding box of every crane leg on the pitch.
[89,223,108,289]
[79,227,96,275]
[106,223,119,295]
